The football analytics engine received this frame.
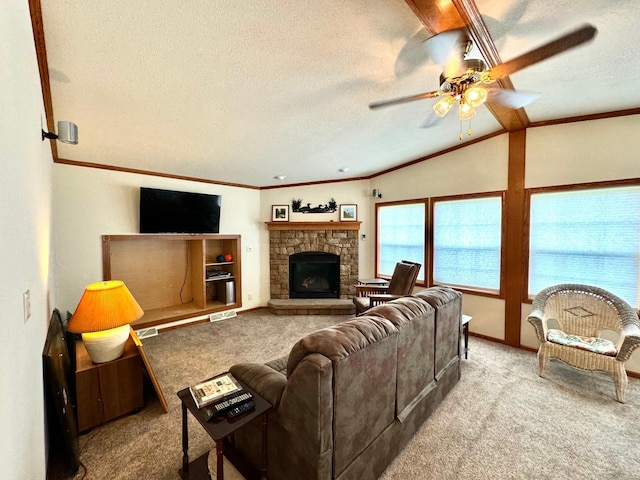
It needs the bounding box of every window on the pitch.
[432,195,503,293]
[528,186,640,307]
[377,202,426,281]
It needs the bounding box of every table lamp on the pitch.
[67,280,144,363]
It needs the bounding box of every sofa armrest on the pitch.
[229,363,287,407]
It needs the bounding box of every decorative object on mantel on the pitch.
[272,205,290,222]
[292,198,337,214]
[340,204,357,221]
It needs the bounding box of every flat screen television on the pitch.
[43,309,79,477]
[139,187,221,233]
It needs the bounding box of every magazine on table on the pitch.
[189,372,242,409]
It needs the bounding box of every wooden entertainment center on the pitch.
[102,234,242,328]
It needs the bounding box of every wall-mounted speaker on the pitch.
[56,121,79,145]
[42,120,79,145]
[372,189,382,199]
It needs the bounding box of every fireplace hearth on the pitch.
[289,252,339,299]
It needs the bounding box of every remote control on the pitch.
[226,399,256,418]
[203,390,253,421]
[204,390,253,420]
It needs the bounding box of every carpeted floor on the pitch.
[59,310,640,480]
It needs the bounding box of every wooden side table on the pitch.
[357,278,389,285]
[461,314,473,359]
[75,336,143,431]
[177,376,272,480]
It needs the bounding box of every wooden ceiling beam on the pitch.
[29,0,59,159]
[403,0,468,34]
[404,0,529,131]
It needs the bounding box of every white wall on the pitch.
[373,134,510,200]
[525,116,640,188]
[53,165,263,314]
[0,2,55,478]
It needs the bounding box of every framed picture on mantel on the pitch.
[272,205,289,222]
[339,204,357,222]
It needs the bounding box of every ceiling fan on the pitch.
[369,24,597,134]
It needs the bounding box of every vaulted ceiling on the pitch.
[35,0,640,188]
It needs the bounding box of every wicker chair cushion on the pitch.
[547,329,617,356]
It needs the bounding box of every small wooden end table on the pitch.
[461,314,472,359]
[177,376,271,480]
[357,278,389,285]
[75,336,143,432]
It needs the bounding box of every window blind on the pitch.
[378,203,425,280]
[433,196,502,291]
[528,186,640,307]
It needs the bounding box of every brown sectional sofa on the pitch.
[229,286,462,480]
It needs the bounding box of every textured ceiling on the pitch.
[39,0,640,188]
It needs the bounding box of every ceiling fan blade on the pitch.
[395,29,432,78]
[425,29,466,78]
[369,90,442,110]
[487,88,539,109]
[486,24,597,81]
[419,111,443,129]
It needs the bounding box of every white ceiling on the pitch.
[39,0,640,188]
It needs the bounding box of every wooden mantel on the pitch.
[266,221,361,231]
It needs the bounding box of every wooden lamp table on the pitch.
[75,336,143,432]
[177,377,272,480]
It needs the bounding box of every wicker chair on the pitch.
[528,283,640,402]
[353,260,421,315]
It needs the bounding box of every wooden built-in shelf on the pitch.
[266,221,361,231]
[102,234,242,329]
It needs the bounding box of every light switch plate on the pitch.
[23,290,31,323]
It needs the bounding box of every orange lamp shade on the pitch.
[67,280,144,333]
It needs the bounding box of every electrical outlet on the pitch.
[23,290,31,323]
[247,292,253,300]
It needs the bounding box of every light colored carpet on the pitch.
[62,310,640,480]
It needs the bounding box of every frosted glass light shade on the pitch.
[433,95,456,117]
[458,102,476,120]
[82,324,131,363]
[465,87,488,107]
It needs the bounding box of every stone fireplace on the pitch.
[267,222,360,300]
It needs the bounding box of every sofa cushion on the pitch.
[286,315,397,377]
[414,287,463,380]
[366,297,437,421]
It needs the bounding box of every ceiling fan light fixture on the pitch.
[458,101,476,121]
[433,95,455,118]
[465,86,488,107]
